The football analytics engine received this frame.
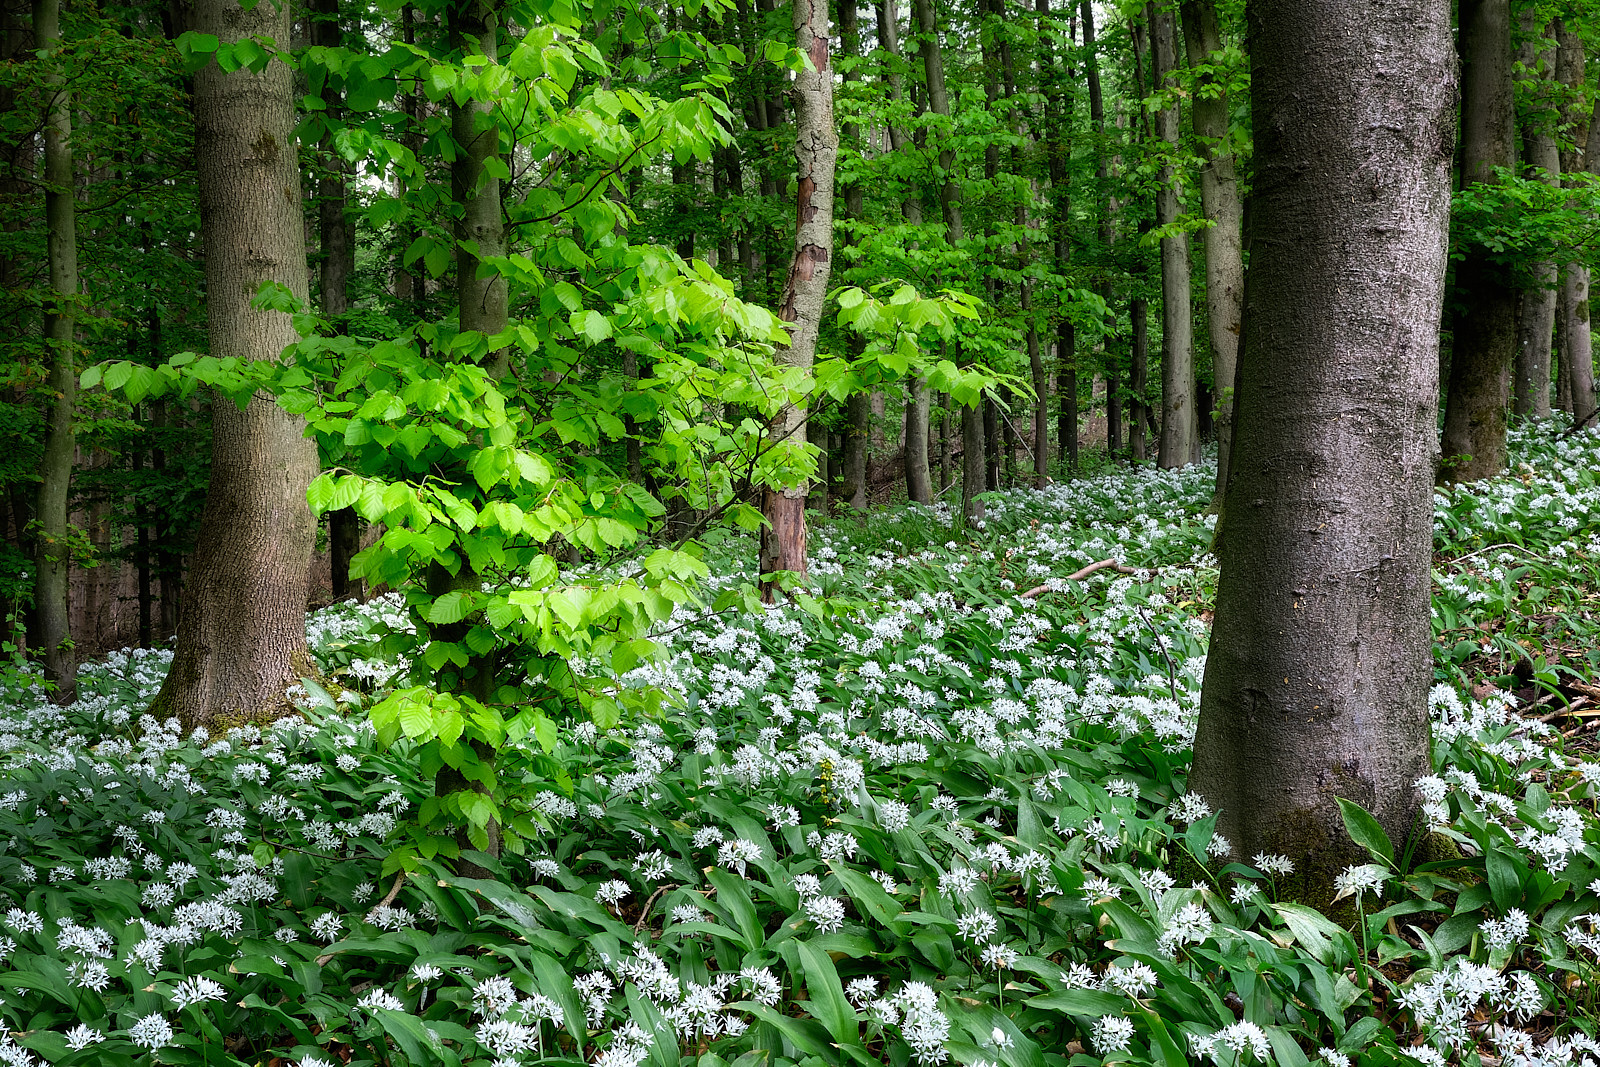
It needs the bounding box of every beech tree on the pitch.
[1440,0,1515,483]
[148,0,319,730]
[1188,0,1454,888]
[32,0,77,702]
[759,0,837,598]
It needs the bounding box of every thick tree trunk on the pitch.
[150,0,320,732]
[1439,0,1516,483]
[33,0,77,702]
[760,0,836,598]
[1514,16,1557,419]
[1150,4,1197,468]
[1180,0,1244,493]
[1188,0,1453,894]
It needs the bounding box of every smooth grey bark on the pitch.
[960,397,985,523]
[1514,16,1558,419]
[32,0,76,702]
[1129,293,1149,462]
[151,0,320,731]
[1439,0,1516,483]
[1568,97,1600,425]
[1057,323,1078,470]
[760,0,836,597]
[1180,0,1244,493]
[1188,0,1454,892]
[915,0,979,515]
[1150,2,1197,468]
[315,0,362,600]
[877,0,932,503]
[1555,20,1590,420]
[1081,0,1118,459]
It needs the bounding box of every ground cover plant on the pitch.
[2,425,1600,1067]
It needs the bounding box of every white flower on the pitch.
[310,912,343,942]
[128,1013,174,1049]
[1332,864,1387,904]
[1091,1015,1134,1054]
[979,942,1018,969]
[357,989,405,1011]
[803,896,846,933]
[63,1025,103,1051]
[1319,1049,1350,1067]
[411,963,443,983]
[596,880,631,907]
[171,975,227,1009]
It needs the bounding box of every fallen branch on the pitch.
[1538,696,1593,724]
[634,883,678,934]
[376,868,408,909]
[1018,558,1141,599]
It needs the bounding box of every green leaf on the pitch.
[1336,797,1394,866]
[797,940,860,1046]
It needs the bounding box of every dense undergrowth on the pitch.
[3,425,1600,1067]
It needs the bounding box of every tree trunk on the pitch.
[1188,0,1453,894]
[1514,16,1558,419]
[841,390,870,509]
[1439,0,1516,483]
[960,398,985,523]
[1028,317,1048,484]
[904,381,933,504]
[760,0,836,598]
[1081,0,1117,460]
[315,0,362,600]
[1057,322,1078,470]
[32,0,77,702]
[1181,0,1244,492]
[151,0,320,731]
[983,398,1000,490]
[1555,19,1589,420]
[1150,3,1196,469]
[1129,294,1149,462]
[1568,99,1600,425]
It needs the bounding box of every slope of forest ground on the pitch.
[2,426,1600,1067]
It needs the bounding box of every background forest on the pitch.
[5,0,1600,1065]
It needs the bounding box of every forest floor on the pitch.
[2,424,1600,1067]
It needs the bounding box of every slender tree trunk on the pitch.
[1081,0,1118,460]
[151,0,320,731]
[904,381,934,504]
[960,394,985,523]
[842,391,870,508]
[1555,19,1589,419]
[1130,294,1149,462]
[983,398,1000,489]
[1569,98,1600,425]
[1057,324,1078,470]
[1150,3,1196,468]
[1181,0,1244,492]
[1188,0,1454,893]
[32,0,76,702]
[1028,306,1048,484]
[760,0,836,597]
[1514,16,1558,419]
[1439,0,1516,483]
[315,0,362,599]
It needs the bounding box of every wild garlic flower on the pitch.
[171,975,227,1009]
[127,1014,174,1049]
[357,989,405,1012]
[1332,864,1387,904]
[1091,1015,1134,1054]
[803,896,846,933]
